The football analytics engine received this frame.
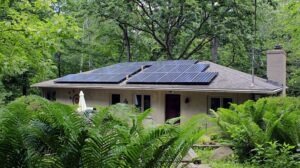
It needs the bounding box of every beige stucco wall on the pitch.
[42,88,252,124]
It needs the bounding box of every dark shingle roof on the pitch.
[32,61,283,94]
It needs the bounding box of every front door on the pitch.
[165,94,181,122]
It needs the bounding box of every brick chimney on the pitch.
[266,45,287,96]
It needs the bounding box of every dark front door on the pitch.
[165,94,181,122]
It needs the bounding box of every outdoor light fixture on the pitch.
[123,98,128,104]
[185,97,190,104]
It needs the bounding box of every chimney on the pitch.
[266,45,287,96]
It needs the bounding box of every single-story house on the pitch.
[33,48,286,123]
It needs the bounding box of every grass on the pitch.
[193,147,258,168]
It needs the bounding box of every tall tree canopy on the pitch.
[0,0,80,102]
[86,0,267,61]
[0,0,299,103]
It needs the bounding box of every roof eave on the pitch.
[32,83,282,94]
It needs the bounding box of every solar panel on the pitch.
[158,73,181,83]
[143,64,208,74]
[91,64,142,74]
[192,72,218,84]
[55,73,128,83]
[171,65,191,72]
[127,72,217,84]
[128,73,152,83]
[156,65,176,72]
[143,73,166,83]
[173,73,198,83]
[55,60,217,85]
[185,64,209,72]
[154,60,198,65]
[143,64,162,72]
[55,61,149,84]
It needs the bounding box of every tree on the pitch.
[84,0,274,62]
[0,0,80,102]
[255,0,300,96]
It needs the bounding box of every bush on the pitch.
[0,95,205,167]
[214,97,300,165]
[250,141,299,168]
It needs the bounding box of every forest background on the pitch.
[0,0,299,104]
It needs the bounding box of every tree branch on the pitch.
[178,13,210,59]
[134,0,164,29]
[183,37,213,59]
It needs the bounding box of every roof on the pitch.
[32,61,283,94]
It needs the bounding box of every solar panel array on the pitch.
[127,72,218,84]
[55,63,144,83]
[127,63,218,85]
[55,60,218,85]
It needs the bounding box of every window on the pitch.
[135,95,151,112]
[223,98,233,108]
[209,97,233,112]
[111,94,120,105]
[211,98,221,111]
[46,91,56,101]
[135,95,142,110]
[144,95,151,111]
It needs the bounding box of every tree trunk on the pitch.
[22,72,28,96]
[55,52,61,77]
[211,37,219,63]
[166,33,173,60]
[121,25,132,62]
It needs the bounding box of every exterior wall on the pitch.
[42,88,252,124]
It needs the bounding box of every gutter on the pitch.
[32,84,283,95]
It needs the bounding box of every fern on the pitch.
[215,97,300,162]
[0,96,205,167]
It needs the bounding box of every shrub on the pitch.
[0,95,205,167]
[214,97,300,164]
[250,141,299,168]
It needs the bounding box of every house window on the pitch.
[211,98,221,111]
[223,98,233,108]
[135,95,142,110]
[209,97,233,112]
[111,94,120,105]
[46,91,56,101]
[135,95,151,112]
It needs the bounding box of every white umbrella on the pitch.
[77,90,87,114]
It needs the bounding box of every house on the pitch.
[32,47,286,124]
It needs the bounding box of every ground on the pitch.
[194,147,258,168]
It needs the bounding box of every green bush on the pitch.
[0,95,205,167]
[214,97,300,165]
[250,141,299,168]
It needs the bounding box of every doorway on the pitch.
[165,94,181,122]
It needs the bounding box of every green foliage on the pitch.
[84,0,274,61]
[250,141,299,168]
[259,0,300,96]
[0,0,80,102]
[0,95,86,167]
[0,95,204,167]
[214,97,300,165]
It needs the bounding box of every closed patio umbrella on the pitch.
[77,90,87,114]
